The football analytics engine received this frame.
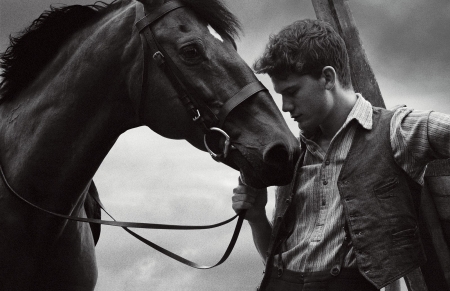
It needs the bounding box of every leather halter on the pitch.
[134,0,267,162]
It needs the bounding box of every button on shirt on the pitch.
[278,95,450,272]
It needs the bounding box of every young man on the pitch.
[232,19,450,291]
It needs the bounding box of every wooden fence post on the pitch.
[310,0,450,290]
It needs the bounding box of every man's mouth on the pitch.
[291,115,301,122]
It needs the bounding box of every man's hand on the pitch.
[232,178,272,259]
[232,178,268,224]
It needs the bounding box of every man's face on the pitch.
[272,73,332,133]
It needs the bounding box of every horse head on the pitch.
[127,0,299,188]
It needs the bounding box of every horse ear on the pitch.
[136,0,165,6]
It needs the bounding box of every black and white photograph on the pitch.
[1,0,449,290]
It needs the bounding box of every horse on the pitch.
[0,0,299,289]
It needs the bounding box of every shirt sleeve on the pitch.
[390,107,450,185]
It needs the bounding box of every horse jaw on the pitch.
[137,0,165,6]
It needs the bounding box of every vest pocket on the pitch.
[373,177,399,199]
[391,226,418,247]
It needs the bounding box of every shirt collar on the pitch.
[343,93,373,130]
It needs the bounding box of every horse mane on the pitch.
[0,0,241,101]
[0,1,124,101]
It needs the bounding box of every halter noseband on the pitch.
[134,0,267,162]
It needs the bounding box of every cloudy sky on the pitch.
[1,0,450,290]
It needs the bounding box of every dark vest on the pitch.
[259,107,426,290]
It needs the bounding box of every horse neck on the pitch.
[0,2,140,210]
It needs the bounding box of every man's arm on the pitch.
[391,108,450,184]
[232,181,272,261]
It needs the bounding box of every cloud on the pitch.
[95,222,265,290]
[227,0,316,67]
[348,0,450,111]
[360,1,449,72]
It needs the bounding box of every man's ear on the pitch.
[322,66,337,90]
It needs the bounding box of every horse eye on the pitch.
[180,45,200,60]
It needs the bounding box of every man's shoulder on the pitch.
[372,105,417,123]
[369,105,398,126]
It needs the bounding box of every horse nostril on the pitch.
[263,142,290,166]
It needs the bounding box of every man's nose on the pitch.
[282,97,293,112]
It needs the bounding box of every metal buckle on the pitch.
[204,127,231,162]
[152,51,165,65]
[192,109,201,122]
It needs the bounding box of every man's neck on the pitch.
[320,88,357,141]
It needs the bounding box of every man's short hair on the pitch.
[253,19,352,88]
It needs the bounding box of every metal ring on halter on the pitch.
[204,127,231,161]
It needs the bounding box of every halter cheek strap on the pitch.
[134,0,216,131]
[130,1,185,122]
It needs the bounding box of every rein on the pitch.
[0,163,246,269]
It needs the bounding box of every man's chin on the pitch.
[298,123,320,137]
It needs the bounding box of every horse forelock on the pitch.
[178,0,241,40]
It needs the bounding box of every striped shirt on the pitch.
[279,94,450,272]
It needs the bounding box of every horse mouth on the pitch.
[242,166,294,188]
[224,145,295,189]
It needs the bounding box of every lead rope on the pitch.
[0,163,246,268]
[92,192,247,269]
[258,141,305,290]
